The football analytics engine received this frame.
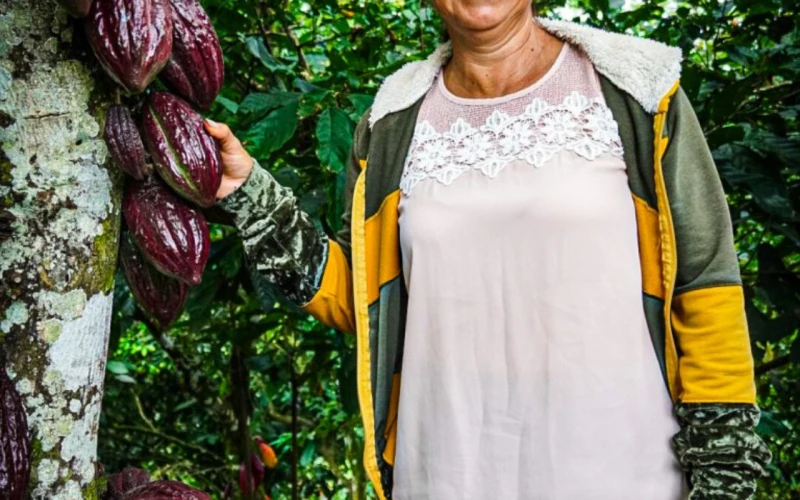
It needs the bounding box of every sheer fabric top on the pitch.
[393,42,687,500]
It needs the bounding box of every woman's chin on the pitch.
[437,0,531,33]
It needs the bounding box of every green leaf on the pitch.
[114,374,136,384]
[214,95,239,114]
[239,92,298,116]
[107,360,129,375]
[316,107,354,172]
[245,36,284,71]
[174,399,197,412]
[756,410,791,438]
[300,441,316,467]
[244,100,299,158]
[348,93,374,118]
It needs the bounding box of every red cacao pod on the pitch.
[84,0,173,93]
[0,368,31,500]
[123,178,210,286]
[120,231,189,330]
[161,0,224,110]
[142,92,222,208]
[106,466,151,499]
[106,105,151,180]
[126,480,211,499]
[238,452,265,495]
[60,0,92,17]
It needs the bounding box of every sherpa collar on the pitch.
[368,17,683,127]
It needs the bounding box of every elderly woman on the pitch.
[205,1,771,498]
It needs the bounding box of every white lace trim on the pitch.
[400,91,625,196]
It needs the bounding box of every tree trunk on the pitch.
[0,1,120,498]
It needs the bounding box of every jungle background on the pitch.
[94,0,800,498]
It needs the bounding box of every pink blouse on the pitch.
[393,43,688,500]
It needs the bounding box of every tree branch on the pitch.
[266,401,315,428]
[110,424,224,461]
[756,355,792,376]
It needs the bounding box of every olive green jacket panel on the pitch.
[662,87,742,293]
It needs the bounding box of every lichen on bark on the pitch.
[0,0,120,498]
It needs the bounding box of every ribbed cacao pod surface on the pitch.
[0,368,31,500]
[120,232,189,331]
[106,466,151,499]
[123,178,210,286]
[142,92,222,208]
[161,0,224,110]
[106,105,151,180]
[60,0,92,17]
[126,480,211,500]
[84,0,173,93]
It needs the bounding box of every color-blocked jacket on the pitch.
[217,18,771,500]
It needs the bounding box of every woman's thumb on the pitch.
[204,119,233,143]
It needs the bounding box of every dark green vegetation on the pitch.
[97,0,800,498]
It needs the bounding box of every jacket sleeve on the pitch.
[214,114,371,334]
[662,87,771,499]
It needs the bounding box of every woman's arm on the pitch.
[206,118,362,333]
[662,88,772,499]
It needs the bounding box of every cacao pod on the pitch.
[120,231,189,330]
[161,0,224,110]
[106,105,151,180]
[60,0,92,17]
[142,92,222,208]
[106,466,151,500]
[84,0,173,93]
[255,437,278,469]
[126,480,211,500]
[0,368,31,500]
[123,178,209,286]
[238,452,265,495]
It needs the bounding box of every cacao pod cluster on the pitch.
[232,436,279,499]
[0,367,31,500]
[72,0,226,329]
[105,467,211,499]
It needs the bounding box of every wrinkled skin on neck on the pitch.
[429,0,562,100]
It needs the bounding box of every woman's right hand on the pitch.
[204,119,255,200]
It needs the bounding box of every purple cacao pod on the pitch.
[142,92,222,207]
[0,369,31,500]
[106,105,151,180]
[126,480,211,500]
[238,452,265,495]
[120,231,189,330]
[60,0,92,17]
[106,466,151,500]
[161,0,224,110]
[123,178,210,286]
[84,0,173,93]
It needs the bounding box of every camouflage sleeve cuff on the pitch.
[672,403,772,500]
[214,160,328,306]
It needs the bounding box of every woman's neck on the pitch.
[443,14,563,99]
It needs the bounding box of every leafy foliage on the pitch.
[98,0,800,499]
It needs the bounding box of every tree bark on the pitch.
[0,1,120,498]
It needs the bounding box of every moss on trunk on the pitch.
[0,1,120,497]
